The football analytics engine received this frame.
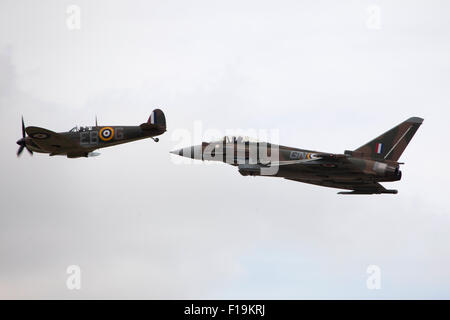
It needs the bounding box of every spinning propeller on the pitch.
[16,116,33,157]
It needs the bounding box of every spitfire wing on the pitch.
[25,126,79,152]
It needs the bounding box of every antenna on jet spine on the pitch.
[95,115,98,127]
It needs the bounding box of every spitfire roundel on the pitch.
[99,127,114,141]
[30,132,49,139]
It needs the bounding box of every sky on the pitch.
[0,0,449,299]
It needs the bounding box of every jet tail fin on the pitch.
[352,117,423,161]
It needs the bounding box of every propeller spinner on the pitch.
[16,116,33,157]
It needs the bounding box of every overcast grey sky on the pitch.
[1,0,450,299]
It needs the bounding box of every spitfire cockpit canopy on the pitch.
[69,126,93,132]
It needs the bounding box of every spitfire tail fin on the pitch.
[352,117,423,161]
[147,109,166,129]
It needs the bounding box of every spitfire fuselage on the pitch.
[25,125,165,158]
[16,109,167,158]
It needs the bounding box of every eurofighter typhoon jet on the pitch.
[171,117,423,194]
[16,109,166,158]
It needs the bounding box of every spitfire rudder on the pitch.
[148,109,166,129]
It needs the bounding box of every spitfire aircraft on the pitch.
[16,109,166,158]
[171,117,423,194]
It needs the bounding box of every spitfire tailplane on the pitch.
[351,117,423,162]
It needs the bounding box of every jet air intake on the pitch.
[238,164,261,176]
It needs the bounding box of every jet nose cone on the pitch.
[170,148,182,156]
[170,145,203,160]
